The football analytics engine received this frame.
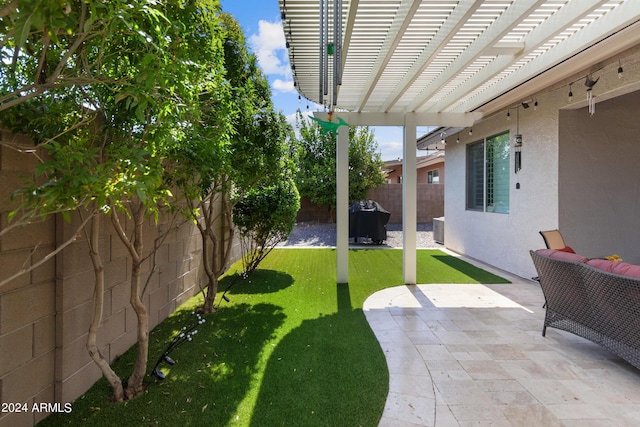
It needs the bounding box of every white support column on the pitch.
[403,114,417,285]
[336,125,349,284]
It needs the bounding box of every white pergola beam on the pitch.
[435,0,612,113]
[315,111,483,127]
[380,0,484,112]
[404,0,547,113]
[355,0,422,111]
[444,0,638,111]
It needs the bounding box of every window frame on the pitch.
[465,131,510,214]
[466,140,484,211]
[427,169,440,184]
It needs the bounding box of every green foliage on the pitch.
[0,0,300,400]
[233,177,300,273]
[294,111,386,208]
[2,0,230,219]
[0,0,237,399]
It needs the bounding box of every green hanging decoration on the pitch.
[309,115,349,135]
[327,43,334,55]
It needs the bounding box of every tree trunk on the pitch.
[85,213,124,402]
[124,203,149,399]
[125,259,149,399]
[200,196,219,314]
[111,203,150,400]
[199,205,218,314]
[195,186,235,314]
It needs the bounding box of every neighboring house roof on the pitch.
[383,151,444,171]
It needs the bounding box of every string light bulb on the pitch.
[618,61,624,79]
[568,83,573,102]
[468,128,473,136]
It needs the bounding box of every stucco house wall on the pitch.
[444,47,640,279]
[559,88,640,264]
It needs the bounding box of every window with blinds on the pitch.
[466,141,484,211]
[465,132,510,214]
[486,132,510,214]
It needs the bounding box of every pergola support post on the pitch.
[336,124,349,284]
[403,114,417,285]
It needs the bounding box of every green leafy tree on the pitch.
[170,12,295,313]
[295,111,386,219]
[1,0,230,400]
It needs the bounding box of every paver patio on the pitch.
[364,250,640,427]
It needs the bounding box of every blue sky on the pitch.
[219,0,412,161]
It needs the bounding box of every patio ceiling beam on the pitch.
[404,0,547,113]
[313,111,483,127]
[354,0,422,112]
[433,0,614,114]
[446,0,640,114]
[379,0,484,113]
[340,0,358,74]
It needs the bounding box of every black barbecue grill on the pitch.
[348,200,390,245]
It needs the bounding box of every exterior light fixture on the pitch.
[618,61,624,79]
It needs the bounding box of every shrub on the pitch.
[233,177,300,273]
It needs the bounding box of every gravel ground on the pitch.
[278,222,442,249]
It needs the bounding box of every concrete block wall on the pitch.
[0,131,242,426]
[297,183,444,224]
[0,133,58,427]
[367,183,444,224]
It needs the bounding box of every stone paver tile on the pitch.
[445,344,491,361]
[386,355,430,376]
[596,404,640,427]
[406,330,441,345]
[501,404,564,426]
[375,329,415,345]
[434,405,459,427]
[478,344,528,360]
[383,342,422,359]
[378,416,427,427]
[383,392,435,427]
[561,420,618,427]
[448,404,507,422]
[395,315,430,332]
[518,379,582,405]
[390,374,435,399]
[416,344,455,361]
[546,403,607,420]
[433,380,494,406]
[458,360,513,380]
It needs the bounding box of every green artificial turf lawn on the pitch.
[40,249,508,426]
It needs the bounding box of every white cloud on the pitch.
[249,20,290,77]
[377,140,404,161]
[272,79,295,93]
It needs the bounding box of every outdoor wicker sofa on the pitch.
[530,249,640,370]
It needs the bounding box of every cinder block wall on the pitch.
[0,132,57,427]
[297,183,444,224]
[0,132,241,427]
